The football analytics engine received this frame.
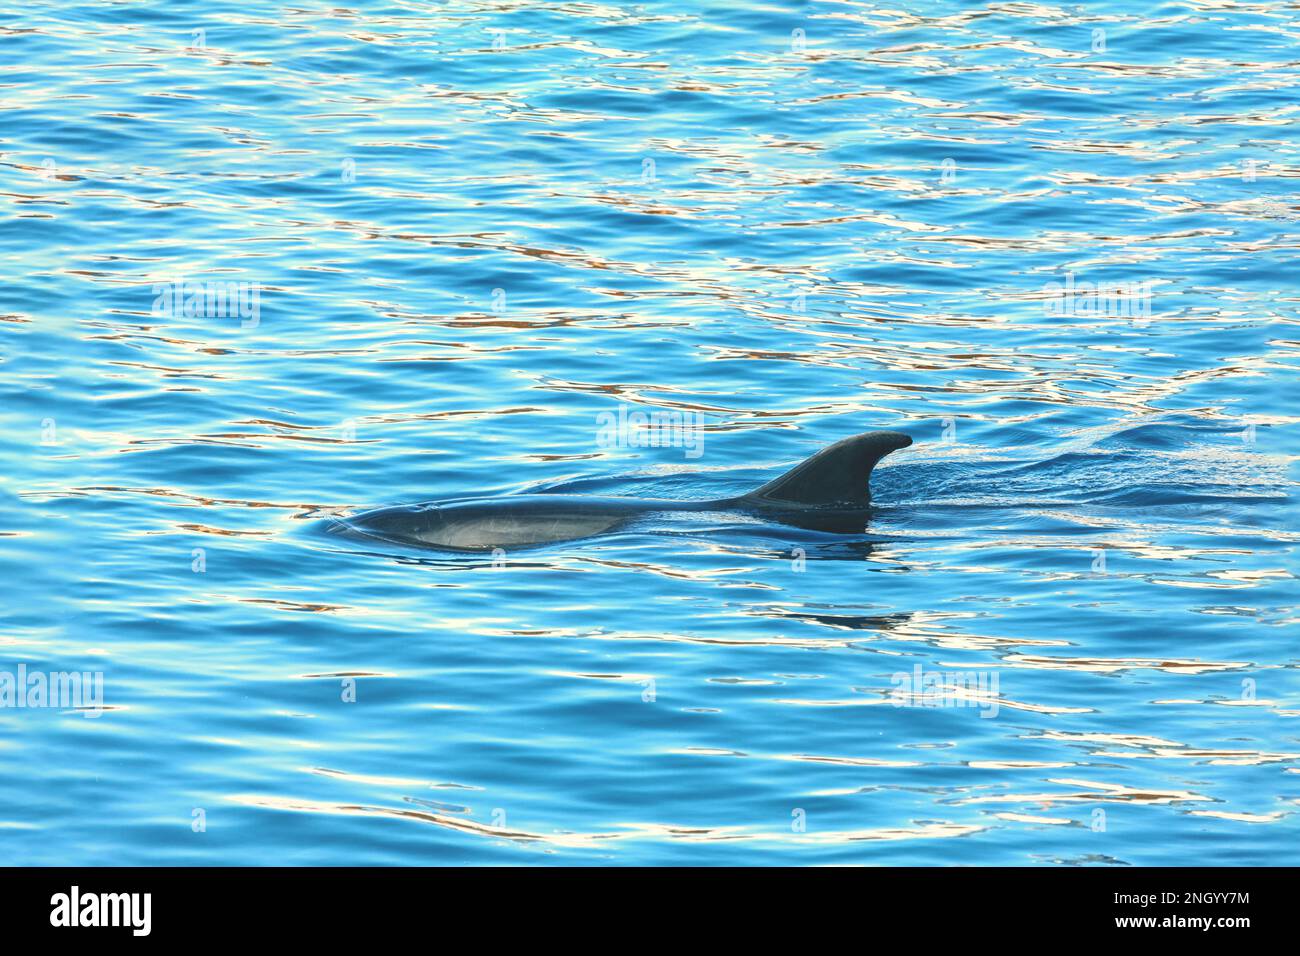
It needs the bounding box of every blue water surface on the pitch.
[1,0,1298,865]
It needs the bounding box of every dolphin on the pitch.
[325,430,912,552]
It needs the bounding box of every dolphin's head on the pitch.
[329,502,445,545]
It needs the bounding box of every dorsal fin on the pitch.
[743,430,912,507]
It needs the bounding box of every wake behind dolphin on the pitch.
[326,430,912,552]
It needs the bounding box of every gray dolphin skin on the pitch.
[327,430,912,552]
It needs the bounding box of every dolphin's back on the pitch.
[427,497,631,550]
[331,430,913,551]
[332,494,710,552]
